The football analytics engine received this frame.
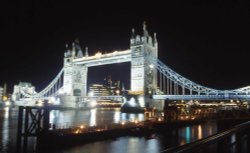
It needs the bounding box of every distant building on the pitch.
[0,86,3,101]
[89,84,109,96]
[88,76,122,96]
[103,76,121,95]
[12,82,36,101]
[3,83,7,97]
[0,83,7,101]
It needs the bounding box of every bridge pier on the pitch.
[59,95,78,108]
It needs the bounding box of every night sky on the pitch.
[1,1,250,93]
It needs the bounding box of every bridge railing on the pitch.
[156,59,250,97]
[161,121,250,153]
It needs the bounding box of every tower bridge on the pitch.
[13,22,250,108]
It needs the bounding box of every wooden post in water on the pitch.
[42,100,50,133]
[16,106,24,153]
[15,103,51,153]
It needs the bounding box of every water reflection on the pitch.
[113,111,120,123]
[185,127,191,143]
[61,137,160,153]
[198,125,202,139]
[1,108,9,152]
[49,109,146,128]
[89,109,96,126]
[177,121,217,146]
[146,139,160,153]
[0,107,218,153]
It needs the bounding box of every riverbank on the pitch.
[36,119,205,152]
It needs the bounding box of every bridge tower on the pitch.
[63,41,88,97]
[130,22,158,98]
[62,41,88,107]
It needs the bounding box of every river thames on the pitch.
[0,106,217,153]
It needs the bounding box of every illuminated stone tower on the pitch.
[63,40,88,107]
[130,22,158,96]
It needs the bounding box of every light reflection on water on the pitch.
[198,125,202,139]
[49,108,146,128]
[1,108,9,152]
[176,121,217,147]
[185,126,191,143]
[0,107,217,153]
[90,109,96,126]
[60,137,161,153]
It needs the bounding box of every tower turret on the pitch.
[75,39,83,58]
[154,32,158,46]
[85,46,89,57]
[130,28,136,46]
[143,21,149,37]
[71,42,76,58]
[64,43,70,57]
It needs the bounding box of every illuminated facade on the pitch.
[89,84,109,96]
[130,22,158,94]
[12,82,36,101]
[0,86,3,101]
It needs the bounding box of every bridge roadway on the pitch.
[73,50,131,66]
[153,94,250,100]
[77,95,123,101]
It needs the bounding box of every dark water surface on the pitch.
[0,107,217,153]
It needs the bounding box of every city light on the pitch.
[95,52,102,58]
[2,96,7,101]
[88,91,94,97]
[116,90,120,95]
[5,101,10,106]
[113,51,117,56]
[80,125,84,129]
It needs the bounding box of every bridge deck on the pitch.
[153,94,250,100]
[73,50,131,66]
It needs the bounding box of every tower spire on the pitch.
[75,38,83,58]
[72,42,76,57]
[143,21,149,36]
[64,43,70,57]
[154,32,157,44]
[131,28,135,38]
[85,46,89,57]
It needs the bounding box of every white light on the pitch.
[127,97,137,107]
[58,88,64,94]
[149,64,154,69]
[89,109,96,126]
[95,52,102,58]
[116,90,120,95]
[5,101,10,106]
[138,96,145,107]
[90,100,97,107]
[49,97,56,103]
[89,91,94,97]
[113,51,118,56]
